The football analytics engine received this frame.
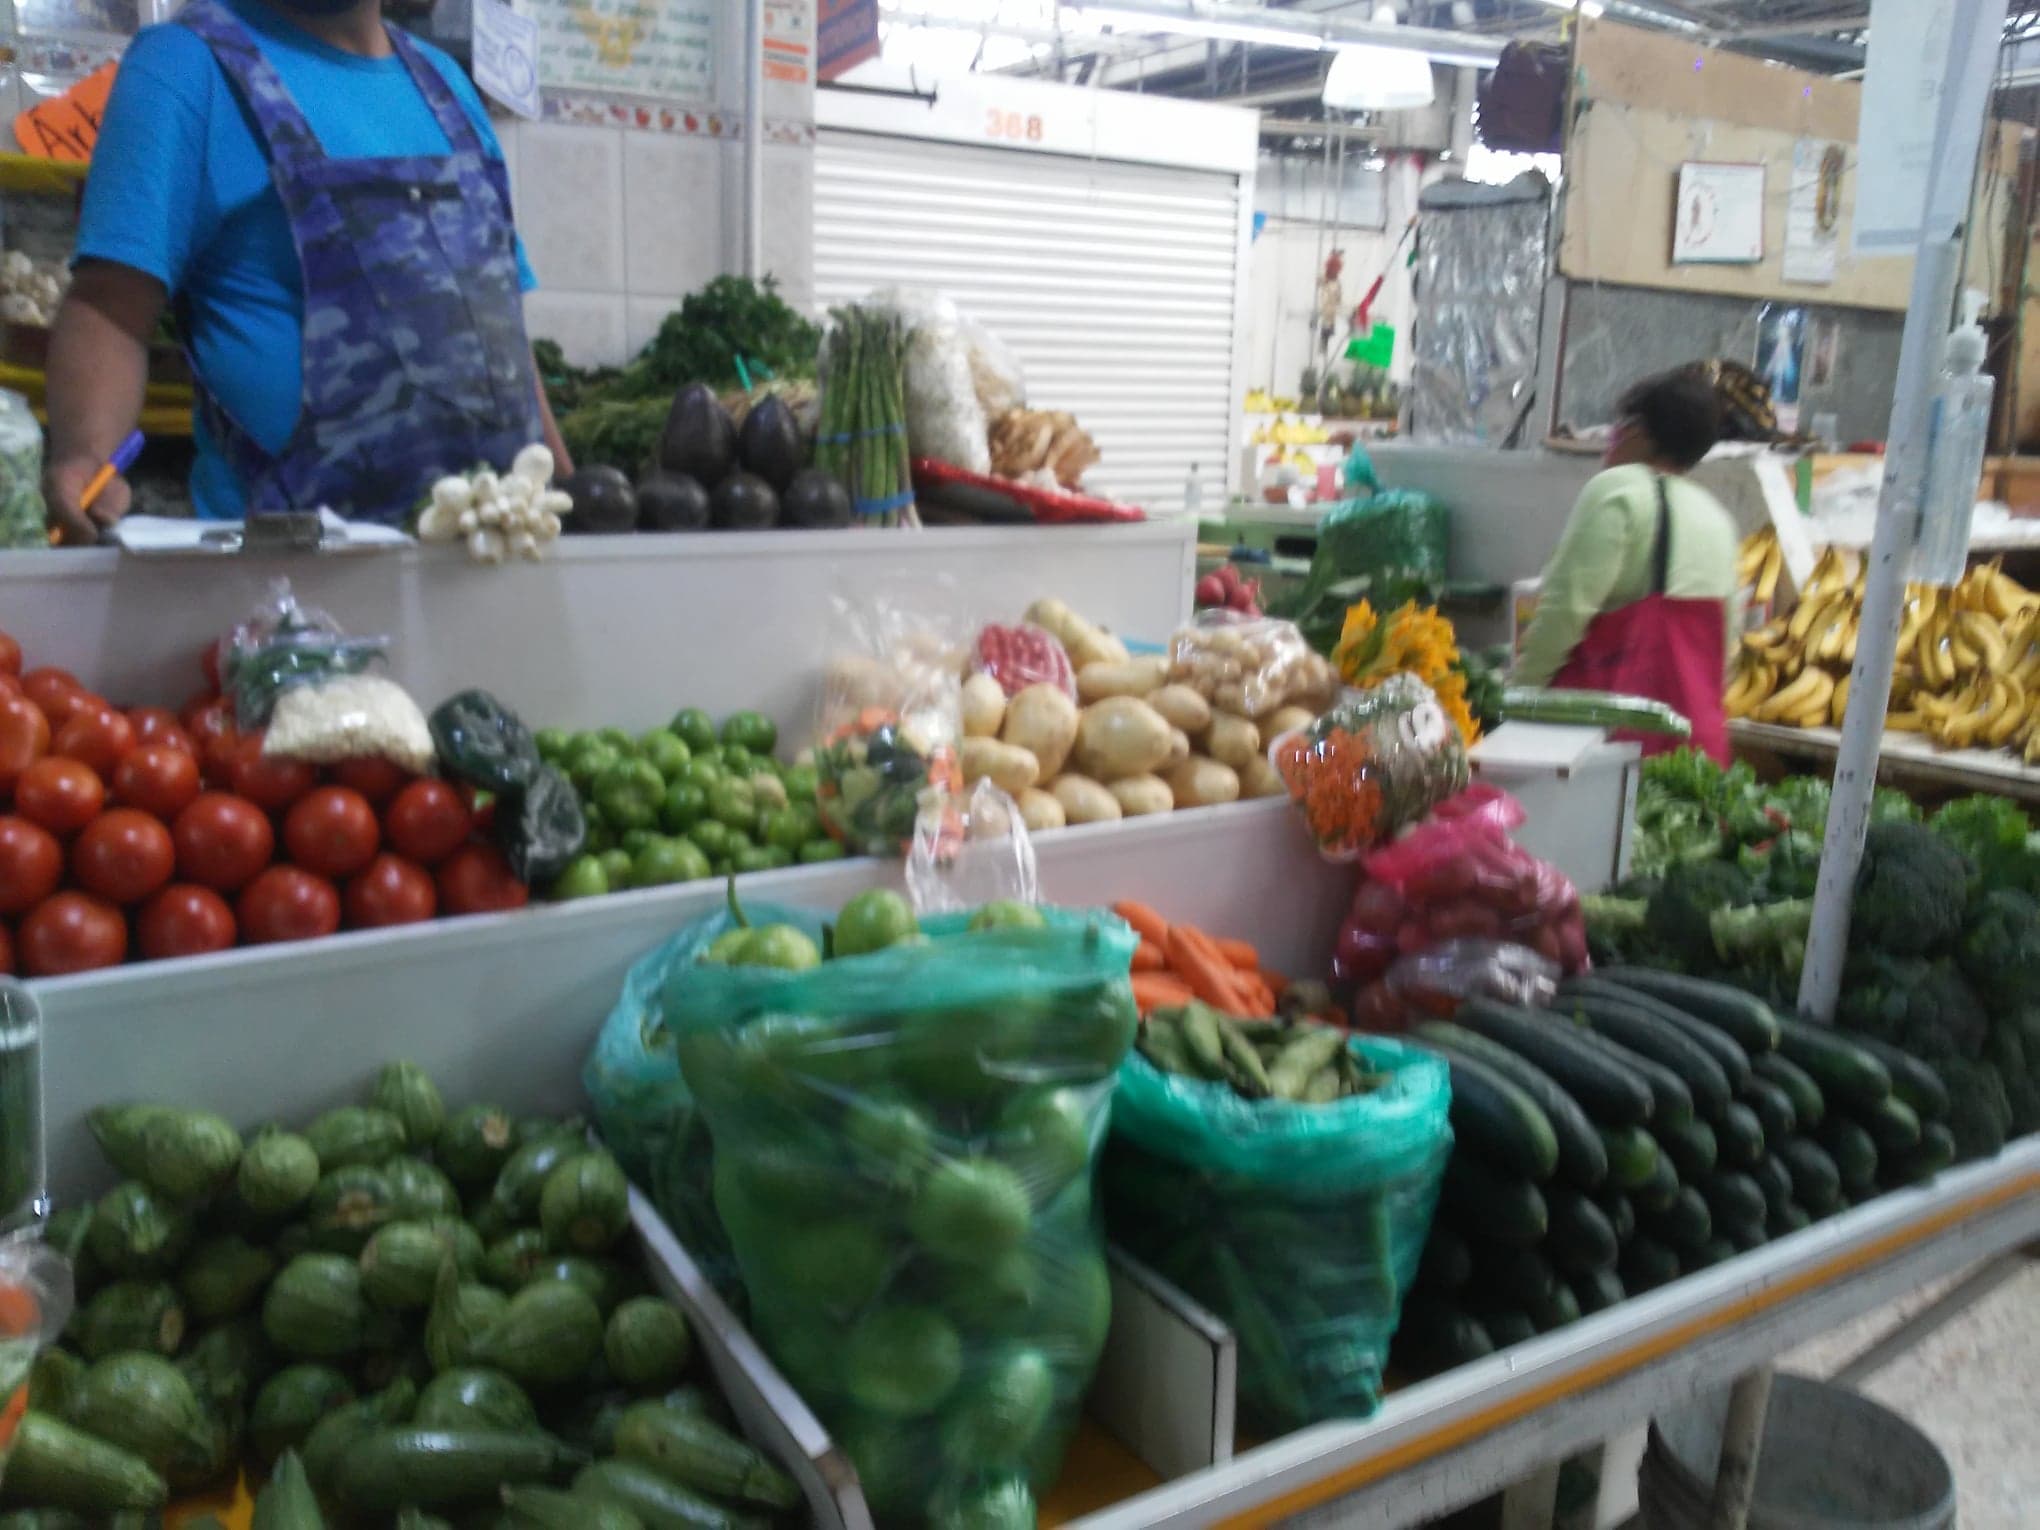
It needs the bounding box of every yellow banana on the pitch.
[1958,611,2007,671]
[1986,674,2029,748]
[1829,671,1852,725]
[1742,618,1793,654]
[1755,666,1834,723]
[1803,547,1846,600]
[1887,710,1928,733]
[1814,610,1852,665]
[1756,540,1784,605]
[1947,617,1982,673]
[1788,588,1840,644]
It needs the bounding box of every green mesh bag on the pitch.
[660,905,1137,1527]
[1104,1035,1450,1431]
[1277,489,1451,653]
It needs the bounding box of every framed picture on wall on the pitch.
[1672,161,1766,265]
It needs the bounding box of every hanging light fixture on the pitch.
[1322,5,1435,112]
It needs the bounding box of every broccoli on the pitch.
[1738,830,1821,900]
[1929,794,2040,896]
[1936,1057,2013,1163]
[1646,861,1757,969]
[1837,953,1988,1061]
[1766,775,1832,837]
[1958,888,2040,1015]
[1851,821,1969,958]
[1581,895,1651,966]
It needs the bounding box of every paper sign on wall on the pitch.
[1783,139,1843,285]
[13,61,117,163]
[1672,161,1765,265]
[473,0,542,121]
[533,0,713,102]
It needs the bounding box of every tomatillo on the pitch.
[660,780,708,834]
[550,854,609,901]
[835,889,920,958]
[969,901,1047,933]
[707,777,758,831]
[633,836,711,888]
[721,710,778,755]
[671,708,719,754]
[594,757,666,831]
[639,729,693,781]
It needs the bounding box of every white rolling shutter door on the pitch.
[814,130,1244,512]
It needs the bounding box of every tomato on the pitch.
[0,672,17,695]
[329,756,409,808]
[18,891,127,976]
[436,842,527,916]
[30,684,105,731]
[0,922,12,975]
[383,779,471,866]
[180,689,223,732]
[19,668,78,719]
[172,792,275,892]
[14,757,105,836]
[53,706,137,779]
[136,883,236,961]
[282,785,380,879]
[71,808,175,906]
[0,693,50,797]
[344,852,436,928]
[0,816,62,916]
[126,707,194,756]
[0,631,19,676]
[112,746,201,820]
[186,699,240,787]
[226,734,318,813]
[237,865,340,945]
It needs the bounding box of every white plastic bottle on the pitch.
[1913,290,1995,586]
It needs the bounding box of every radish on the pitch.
[1194,573,1227,606]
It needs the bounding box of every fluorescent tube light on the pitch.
[1071,5,1324,49]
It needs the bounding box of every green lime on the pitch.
[632,837,711,888]
[598,849,633,888]
[969,901,1046,933]
[798,839,846,864]
[783,763,820,803]
[639,729,693,780]
[1032,1249,1112,1367]
[845,1095,934,1184]
[702,928,753,965]
[929,1477,1037,1530]
[909,1159,1032,1266]
[844,1306,962,1419]
[835,889,919,958]
[722,828,755,856]
[549,854,609,901]
[749,773,790,813]
[720,743,757,774]
[720,710,778,754]
[760,806,814,851]
[833,1412,924,1518]
[670,708,718,755]
[580,821,614,855]
[659,780,707,834]
[944,1247,1038,1331]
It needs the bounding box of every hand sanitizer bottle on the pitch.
[1913,289,1994,586]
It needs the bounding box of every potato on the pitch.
[1109,774,1175,817]
[961,736,1040,795]
[1015,787,1067,832]
[1050,774,1121,825]
[1163,728,1191,768]
[1203,711,1263,771]
[1147,683,1213,735]
[1001,683,1081,778]
[1026,597,1129,670]
[1259,705,1317,739]
[1075,657,1169,703]
[962,673,1008,738]
[1237,754,1287,799]
[1072,696,1176,781]
[1165,757,1240,809]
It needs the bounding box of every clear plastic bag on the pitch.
[1103,1035,1450,1431]
[1269,675,1471,861]
[968,623,1077,701]
[0,1235,75,1468]
[906,779,1039,916]
[1349,940,1560,1032]
[903,322,992,475]
[1168,611,1339,722]
[263,673,435,774]
[217,579,388,729]
[659,906,1138,1526]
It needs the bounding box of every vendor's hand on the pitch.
[44,456,131,546]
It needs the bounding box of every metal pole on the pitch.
[1705,1365,1775,1530]
[743,0,766,280]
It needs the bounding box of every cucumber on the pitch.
[1529,1281,1582,1333]
[1656,1116,1718,1182]
[613,1401,800,1509]
[1818,1118,1880,1194]
[1561,977,1753,1091]
[1544,1186,1620,1274]
[1729,1222,1770,1253]
[1716,1103,1767,1170]
[1597,1124,1660,1191]
[1440,1155,1548,1246]
[1632,1147,1681,1214]
[573,1458,770,1530]
[1617,1235,1680,1293]
[68,1352,210,1473]
[1397,1298,1495,1371]
[302,1379,416,1495]
[1477,1308,1537,1349]
[1776,1138,1842,1213]
[1455,1001,1653,1126]
[1856,1094,1922,1156]
[1583,1032,1696,1130]
[1768,1202,1813,1238]
[1473,1244,1558,1312]
[1559,992,1733,1120]
[1595,1192,1636,1245]
[179,1235,277,1324]
[1896,1121,1957,1183]
[1739,1076,1799,1144]
[1775,1018,1891,1112]
[1591,969,1782,1055]
[1752,1053,1825,1129]
[0,1413,167,1514]
[1701,1171,1768,1238]
[1838,1035,1951,1122]
[331,1428,586,1512]
[1639,1185,1712,1252]
[1415,1022,1607,1188]
[1750,1154,1796,1221]
[1692,1237,1737,1269]
[1423,1039,1560,1182]
[1571,1266,1625,1315]
[1416,1224,1473,1294]
[250,1450,321,1530]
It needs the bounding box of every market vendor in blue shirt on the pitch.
[43,0,571,541]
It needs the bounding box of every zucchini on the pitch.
[1819,1118,1880,1194]
[1414,1022,1606,1188]
[613,1402,800,1509]
[330,1427,586,1512]
[438,1105,518,1188]
[500,1485,648,1530]
[1631,1147,1681,1214]
[89,1104,243,1205]
[1455,1001,1653,1126]
[426,1273,509,1374]
[250,1450,322,1530]
[1896,1121,1957,1183]
[1544,1186,1620,1274]
[1617,1235,1681,1293]
[414,1368,540,1434]
[1416,1224,1473,1294]
[179,1234,277,1324]
[1856,1094,1922,1156]
[1749,1154,1796,1221]
[1597,1124,1660,1191]
[1729,1222,1770,1253]
[573,1458,770,1530]
[238,1132,321,1217]
[74,1278,184,1359]
[1776,1138,1842,1214]
[1425,1043,1560,1182]
[304,1107,407,1170]
[539,1153,632,1255]
[1774,1019,1891,1112]
[490,1132,585,1222]
[1639,1185,1713,1252]
[1561,977,1753,1091]
[383,1157,461,1222]
[1768,1202,1813,1238]
[1571,1266,1625,1315]
[301,1378,416,1494]
[1440,1155,1548,1246]
[1752,1053,1825,1129]
[305,1166,397,1256]
[483,1230,550,1291]
[362,1221,460,1312]
[0,1412,167,1513]
[263,1253,367,1360]
[1396,1298,1494,1371]
[1838,1035,1951,1122]
[604,1298,694,1392]
[1739,1076,1799,1144]
[1656,1116,1718,1181]
[1701,1171,1768,1238]
[1595,1192,1636,1245]
[373,1060,448,1149]
[1590,969,1782,1055]
[1559,992,1733,1120]
[1477,1308,1537,1349]
[250,1364,356,1467]
[66,1353,210,1473]
[88,1181,193,1277]
[27,1348,84,1421]
[472,1279,605,1388]
[1716,1102,1767,1170]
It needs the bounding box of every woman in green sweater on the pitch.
[1514,369,1740,760]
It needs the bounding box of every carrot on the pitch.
[1132,940,1166,972]
[1214,936,1260,971]
[1113,900,1171,946]
[1165,925,1256,1018]
[1235,975,1277,1017]
[1131,972,1195,1013]
[1262,969,1290,999]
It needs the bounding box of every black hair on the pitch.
[1617,368,1724,471]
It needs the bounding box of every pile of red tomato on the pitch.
[0,628,528,977]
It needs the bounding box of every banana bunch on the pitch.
[1726,547,2040,760]
[1737,526,1786,607]
[1250,415,1331,446]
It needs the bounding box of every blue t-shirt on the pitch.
[75,0,536,519]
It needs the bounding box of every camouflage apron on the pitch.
[177,0,542,524]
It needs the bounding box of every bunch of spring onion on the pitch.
[813,306,916,529]
[416,445,575,563]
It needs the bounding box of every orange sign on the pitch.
[13,61,117,163]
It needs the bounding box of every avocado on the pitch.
[561,466,637,533]
[709,472,779,531]
[658,383,736,484]
[779,469,852,529]
[737,394,805,492]
[635,472,711,531]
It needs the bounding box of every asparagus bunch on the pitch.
[814,306,916,529]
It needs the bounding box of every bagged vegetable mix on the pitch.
[1270,674,1470,860]
[660,905,1137,1525]
[1104,1036,1450,1430]
[217,580,389,730]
